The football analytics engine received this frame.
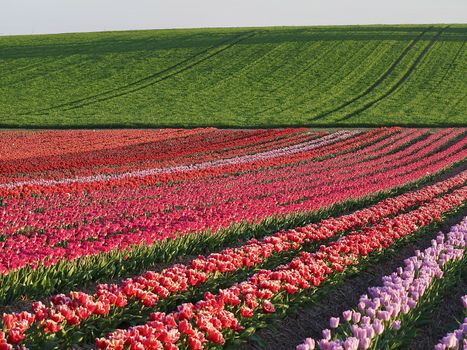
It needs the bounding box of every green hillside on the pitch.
[0,24,465,128]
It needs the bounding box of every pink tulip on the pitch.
[330,317,340,328]
[391,320,401,330]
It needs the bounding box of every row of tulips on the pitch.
[0,128,392,197]
[0,128,213,180]
[16,126,459,200]
[1,128,460,274]
[435,295,467,350]
[296,217,467,350]
[1,130,464,305]
[0,128,311,182]
[91,187,467,349]
[0,128,196,162]
[91,186,466,350]
[0,130,352,190]
[2,170,464,348]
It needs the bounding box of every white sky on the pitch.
[1,0,466,36]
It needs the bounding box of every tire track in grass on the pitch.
[24,31,257,114]
[436,41,465,87]
[188,41,293,96]
[308,28,431,121]
[250,41,341,117]
[336,27,447,122]
[252,40,374,118]
[1,56,95,88]
[423,40,466,110]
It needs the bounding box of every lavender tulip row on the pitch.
[296,217,467,350]
[434,295,467,350]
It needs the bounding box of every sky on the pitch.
[1,0,466,36]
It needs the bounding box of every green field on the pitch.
[0,24,465,128]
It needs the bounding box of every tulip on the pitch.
[352,312,361,324]
[322,329,332,340]
[342,310,352,322]
[435,295,467,349]
[391,320,401,331]
[262,300,276,314]
[358,337,371,350]
[372,320,384,336]
[330,317,340,328]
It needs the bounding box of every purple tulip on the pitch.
[358,337,371,350]
[319,339,330,350]
[350,324,359,337]
[372,320,384,336]
[442,334,458,348]
[343,337,359,350]
[360,316,370,326]
[304,338,316,349]
[342,310,352,322]
[357,302,366,312]
[356,328,367,340]
[366,308,375,319]
[322,329,331,340]
[364,325,375,339]
[376,310,390,321]
[297,338,316,350]
[330,317,340,328]
[352,312,361,323]
[435,294,467,349]
[296,345,309,350]
[407,299,417,309]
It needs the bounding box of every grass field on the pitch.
[0,24,466,128]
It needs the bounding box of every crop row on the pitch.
[0,127,465,350]
[0,128,465,305]
[0,130,352,193]
[1,128,399,197]
[0,128,311,182]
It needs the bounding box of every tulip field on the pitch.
[0,127,466,349]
